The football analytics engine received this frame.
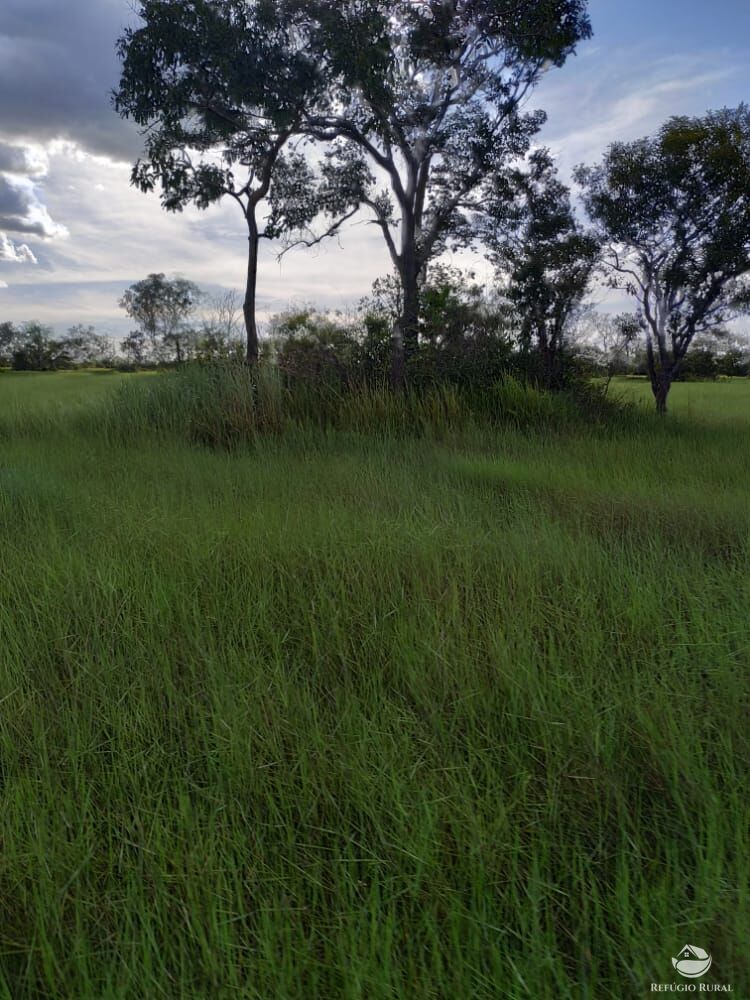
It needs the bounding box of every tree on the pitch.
[196,290,244,362]
[114,0,361,365]
[485,149,599,389]
[303,0,591,384]
[576,106,750,414]
[122,330,150,366]
[120,274,201,364]
[571,311,642,391]
[0,321,17,366]
[11,323,69,371]
[63,325,115,367]
[361,266,513,387]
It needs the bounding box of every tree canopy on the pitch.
[577,105,750,412]
[301,0,592,382]
[484,148,599,389]
[120,273,202,364]
[114,0,362,364]
[115,0,591,381]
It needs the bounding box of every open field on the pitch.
[0,372,748,998]
[610,374,750,423]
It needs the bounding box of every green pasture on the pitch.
[610,374,750,423]
[0,371,747,998]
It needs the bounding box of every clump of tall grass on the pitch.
[93,363,640,449]
[96,363,286,447]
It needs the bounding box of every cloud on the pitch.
[534,51,745,179]
[0,280,8,288]
[0,2,749,336]
[0,141,48,177]
[0,233,37,264]
[0,174,67,239]
[0,0,142,162]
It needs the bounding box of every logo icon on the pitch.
[672,945,712,979]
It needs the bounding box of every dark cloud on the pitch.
[0,173,64,237]
[0,142,38,175]
[0,0,143,161]
[0,175,43,235]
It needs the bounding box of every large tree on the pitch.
[114,0,361,365]
[576,105,750,414]
[484,148,599,389]
[302,0,591,383]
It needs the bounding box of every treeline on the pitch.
[110,1,750,414]
[5,265,747,386]
[0,322,117,372]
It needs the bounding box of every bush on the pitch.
[272,310,361,387]
[93,362,639,450]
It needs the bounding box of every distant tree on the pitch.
[11,323,68,371]
[121,329,150,366]
[0,321,17,366]
[571,311,642,391]
[577,106,750,413]
[485,149,599,389]
[674,330,750,380]
[715,335,750,377]
[63,325,115,367]
[114,0,362,365]
[303,0,591,384]
[120,274,201,364]
[196,290,244,362]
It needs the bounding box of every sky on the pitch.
[0,0,749,338]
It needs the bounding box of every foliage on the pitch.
[270,309,365,387]
[1,322,114,372]
[485,149,600,389]
[61,325,115,367]
[0,321,16,366]
[269,269,516,391]
[302,0,592,380]
[577,104,750,412]
[119,273,202,364]
[114,0,362,363]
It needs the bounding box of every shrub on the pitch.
[93,362,639,450]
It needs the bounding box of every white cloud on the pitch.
[0,139,68,245]
[0,232,37,263]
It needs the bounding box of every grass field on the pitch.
[610,374,750,423]
[0,371,748,998]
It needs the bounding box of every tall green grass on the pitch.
[88,364,639,448]
[0,370,747,997]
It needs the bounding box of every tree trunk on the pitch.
[653,376,671,415]
[243,216,260,367]
[391,253,420,390]
[538,326,563,391]
[650,369,673,415]
[540,340,557,391]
